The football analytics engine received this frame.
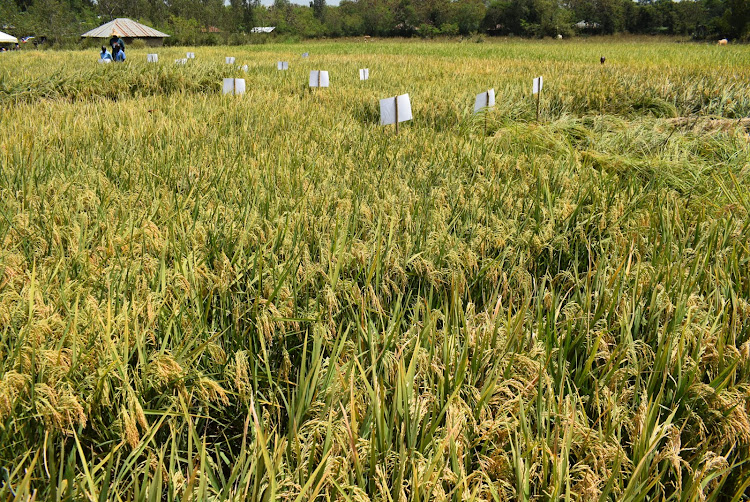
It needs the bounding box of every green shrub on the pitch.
[129,39,147,49]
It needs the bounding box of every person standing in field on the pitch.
[100,46,112,61]
[109,31,125,55]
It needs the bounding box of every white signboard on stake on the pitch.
[175,58,187,65]
[186,52,195,59]
[379,94,412,126]
[302,52,309,58]
[473,88,495,113]
[359,68,369,80]
[309,70,329,88]
[223,78,234,94]
[223,78,246,95]
[147,54,158,63]
[277,61,289,70]
[226,57,236,64]
[533,76,543,94]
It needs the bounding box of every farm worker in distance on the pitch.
[113,43,126,62]
[109,31,125,55]
[100,46,112,61]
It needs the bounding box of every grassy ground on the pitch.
[1,39,749,500]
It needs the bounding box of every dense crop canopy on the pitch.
[0,40,749,500]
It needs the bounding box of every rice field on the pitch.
[1,39,750,501]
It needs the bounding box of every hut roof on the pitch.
[82,18,169,38]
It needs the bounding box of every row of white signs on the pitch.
[278,63,370,82]
[220,75,336,92]
[147,53,543,96]
[147,53,194,63]
[147,55,540,96]
[146,52,307,64]
[222,80,500,126]
[229,53,307,64]
[222,70,369,90]
[150,54,370,82]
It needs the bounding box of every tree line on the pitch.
[1,0,748,47]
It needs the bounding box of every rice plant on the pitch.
[0,39,749,500]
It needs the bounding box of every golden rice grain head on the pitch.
[122,406,139,449]
[197,376,229,405]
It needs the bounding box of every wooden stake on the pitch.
[485,91,489,136]
[394,96,399,134]
[317,70,321,89]
[536,85,541,122]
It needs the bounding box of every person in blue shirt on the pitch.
[109,32,125,55]
[100,46,112,61]
[113,43,126,62]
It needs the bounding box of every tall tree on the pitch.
[533,0,572,36]
[311,0,326,21]
[229,0,254,31]
[483,0,532,35]
[672,1,706,36]
[1,1,20,30]
[451,0,486,34]
[724,0,750,38]
[355,0,395,35]
[394,0,418,34]
[27,0,79,41]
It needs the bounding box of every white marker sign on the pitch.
[226,57,236,64]
[186,52,195,59]
[309,70,329,88]
[242,65,248,72]
[223,78,246,95]
[302,52,309,58]
[359,68,369,80]
[277,61,289,70]
[379,94,412,126]
[473,88,495,113]
[147,54,158,63]
[175,58,187,65]
[533,76,543,94]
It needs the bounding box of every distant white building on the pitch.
[575,20,601,30]
[251,27,276,34]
